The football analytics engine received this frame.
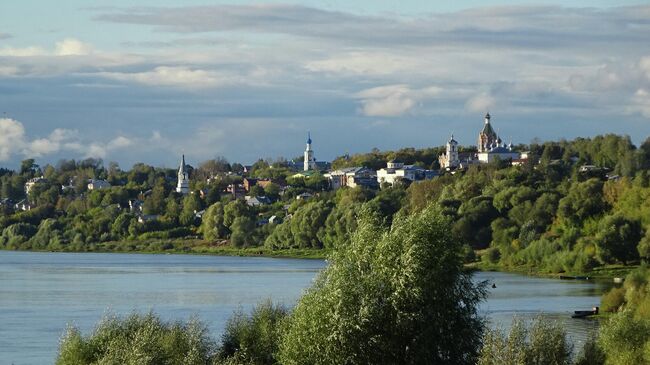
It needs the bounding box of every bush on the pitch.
[573,336,605,365]
[598,311,650,365]
[278,206,487,365]
[217,300,288,365]
[483,247,501,265]
[601,287,626,313]
[56,312,215,365]
[478,316,572,365]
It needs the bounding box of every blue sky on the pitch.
[1,1,649,168]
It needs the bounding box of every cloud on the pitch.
[55,38,93,56]
[356,84,441,117]
[0,118,26,161]
[98,66,230,89]
[0,32,12,39]
[465,93,497,113]
[0,118,137,162]
[305,52,419,76]
[0,46,47,57]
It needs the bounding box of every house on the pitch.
[477,144,520,164]
[376,160,434,186]
[137,214,159,224]
[245,195,271,206]
[87,179,111,190]
[296,192,313,200]
[14,199,34,211]
[325,167,378,190]
[24,176,46,195]
[128,199,144,213]
[243,178,259,192]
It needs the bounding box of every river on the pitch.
[0,251,610,364]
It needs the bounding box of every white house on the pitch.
[24,176,46,195]
[87,179,111,190]
[477,143,520,164]
[376,160,434,186]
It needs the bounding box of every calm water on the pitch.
[0,251,610,364]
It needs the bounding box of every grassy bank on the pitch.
[468,261,637,280]
[1,238,328,260]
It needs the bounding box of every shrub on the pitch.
[217,300,288,365]
[598,311,650,365]
[56,312,215,365]
[478,316,572,365]
[601,287,626,313]
[573,336,605,365]
[278,206,487,365]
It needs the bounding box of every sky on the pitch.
[1,1,650,169]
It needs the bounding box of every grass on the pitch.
[1,238,329,260]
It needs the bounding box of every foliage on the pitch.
[277,206,486,364]
[217,300,288,365]
[56,312,215,365]
[478,316,572,365]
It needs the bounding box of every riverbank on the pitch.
[470,261,636,280]
[1,238,329,260]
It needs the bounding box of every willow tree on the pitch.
[278,205,486,365]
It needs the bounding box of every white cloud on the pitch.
[356,84,441,117]
[305,52,419,76]
[640,56,650,81]
[99,66,229,88]
[465,92,497,113]
[630,88,650,118]
[55,38,93,56]
[0,46,47,57]
[0,118,26,161]
[0,118,137,161]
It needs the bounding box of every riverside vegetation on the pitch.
[2,134,650,275]
[56,206,650,364]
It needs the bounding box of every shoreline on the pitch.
[1,243,635,279]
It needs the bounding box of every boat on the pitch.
[571,307,599,319]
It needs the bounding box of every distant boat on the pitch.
[571,307,599,319]
[559,275,590,280]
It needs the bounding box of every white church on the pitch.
[439,113,520,169]
[176,154,190,194]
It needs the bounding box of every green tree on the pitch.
[278,206,486,364]
[594,214,642,264]
[199,202,228,241]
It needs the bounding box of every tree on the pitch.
[558,179,607,224]
[199,202,228,241]
[230,216,256,247]
[278,206,486,364]
[594,214,642,264]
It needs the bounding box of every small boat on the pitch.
[571,307,599,319]
[559,275,590,280]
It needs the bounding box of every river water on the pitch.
[0,251,610,364]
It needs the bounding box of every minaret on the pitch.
[176,154,189,194]
[303,132,315,171]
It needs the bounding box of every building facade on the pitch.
[176,154,190,194]
[438,134,460,169]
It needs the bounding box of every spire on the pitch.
[485,112,491,123]
[179,154,186,174]
[307,131,312,145]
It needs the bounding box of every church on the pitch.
[176,154,190,194]
[439,113,519,169]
